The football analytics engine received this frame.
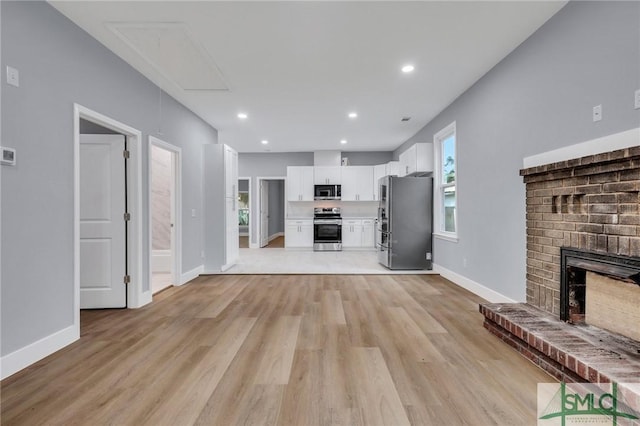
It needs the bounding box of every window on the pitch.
[434,122,457,240]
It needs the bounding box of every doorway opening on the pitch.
[74,104,147,329]
[257,177,286,249]
[149,137,182,295]
[238,177,251,249]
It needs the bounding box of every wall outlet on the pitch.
[191,209,196,218]
[201,250,205,259]
[463,258,468,268]
[6,66,19,87]
[635,89,640,110]
[593,104,602,122]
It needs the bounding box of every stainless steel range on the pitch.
[313,207,342,251]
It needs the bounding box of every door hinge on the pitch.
[123,150,130,159]
[124,212,131,221]
[124,275,131,284]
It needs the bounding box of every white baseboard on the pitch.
[433,263,518,303]
[268,232,284,242]
[1,324,79,380]
[179,264,203,285]
[249,242,259,249]
[152,249,172,273]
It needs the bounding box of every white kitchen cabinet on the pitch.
[341,166,374,201]
[342,219,375,249]
[399,143,433,177]
[287,166,314,201]
[342,219,363,248]
[373,161,399,201]
[314,166,342,185]
[285,219,313,248]
[224,145,238,199]
[387,161,400,177]
[361,219,375,248]
[225,197,239,264]
[203,144,239,272]
[373,164,386,201]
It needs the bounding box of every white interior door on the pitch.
[260,181,269,247]
[80,134,127,308]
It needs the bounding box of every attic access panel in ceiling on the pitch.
[108,22,229,91]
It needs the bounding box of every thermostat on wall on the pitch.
[1,147,16,166]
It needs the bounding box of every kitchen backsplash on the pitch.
[287,201,378,218]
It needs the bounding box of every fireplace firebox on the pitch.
[560,248,640,322]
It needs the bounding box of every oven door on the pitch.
[313,219,342,251]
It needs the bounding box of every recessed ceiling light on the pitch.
[237,113,248,119]
[261,140,269,145]
[401,64,415,73]
[348,112,358,119]
[340,139,348,145]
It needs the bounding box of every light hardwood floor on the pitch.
[1,274,554,425]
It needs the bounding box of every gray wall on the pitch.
[80,118,119,135]
[1,2,218,356]
[268,180,285,237]
[394,1,640,301]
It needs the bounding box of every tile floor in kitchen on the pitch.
[222,247,435,275]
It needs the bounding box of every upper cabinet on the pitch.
[224,145,238,199]
[287,166,314,201]
[399,143,433,177]
[314,166,342,185]
[373,164,387,201]
[342,166,374,201]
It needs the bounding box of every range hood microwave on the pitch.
[314,184,341,200]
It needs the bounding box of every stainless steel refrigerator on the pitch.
[377,176,433,270]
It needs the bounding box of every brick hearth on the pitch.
[480,303,640,411]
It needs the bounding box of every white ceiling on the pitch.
[50,1,566,153]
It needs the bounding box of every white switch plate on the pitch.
[593,104,602,122]
[191,209,196,218]
[6,66,19,87]
[635,89,640,109]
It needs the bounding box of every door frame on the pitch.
[255,176,286,249]
[259,179,269,248]
[148,136,182,289]
[73,104,148,328]
[238,176,252,249]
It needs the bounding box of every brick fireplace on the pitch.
[480,145,640,406]
[521,146,640,316]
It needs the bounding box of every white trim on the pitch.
[148,136,183,288]
[434,263,518,303]
[249,242,260,249]
[180,264,203,285]
[433,232,459,243]
[74,104,147,310]
[268,231,285,242]
[433,121,457,238]
[523,127,640,169]
[0,325,78,380]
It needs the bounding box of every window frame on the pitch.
[433,121,458,242]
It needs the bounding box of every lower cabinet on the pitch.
[285,220,313,248]
[342,219,376,249]
[361,219,375,248]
